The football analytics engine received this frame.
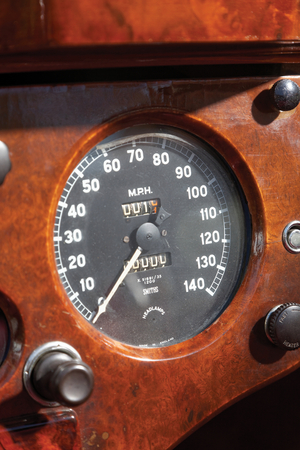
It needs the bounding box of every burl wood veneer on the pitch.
[1,0,300,71]
[0,77,299,449]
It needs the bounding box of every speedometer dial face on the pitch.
[54,126,249,348]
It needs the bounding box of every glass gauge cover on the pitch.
[54,126,250,348]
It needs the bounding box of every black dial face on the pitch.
[54,126,249,348]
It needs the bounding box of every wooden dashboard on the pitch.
[1,1,300,449]
[0,74,299,449]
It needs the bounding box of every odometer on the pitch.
[54,125,250,347]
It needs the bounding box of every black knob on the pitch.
[270,79,300,111]
[32,351,94,406]
[265,303,300,350]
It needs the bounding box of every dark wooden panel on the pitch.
[2,43,300,74]
[175,366,300,450]
[0,0,46,53]
[0,77,299,449]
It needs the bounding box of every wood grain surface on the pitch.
[2,0,300,48]
[47,0,299,44]
[0,408,81,450]
[0,76,299,449]
[1,0,300,72]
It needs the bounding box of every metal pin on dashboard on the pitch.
[0,141,11,185]
[282,221,300,253]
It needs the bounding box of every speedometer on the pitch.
[54,125,250,347]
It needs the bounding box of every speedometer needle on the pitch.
[93,221,161,324]
[92,246,143,323]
